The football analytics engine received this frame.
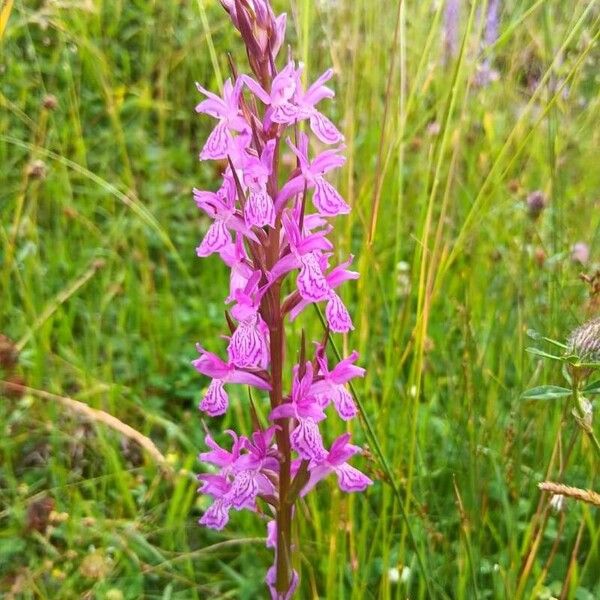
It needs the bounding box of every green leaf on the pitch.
[577,361,600,369]
[521,386,572,400]
[583,380,600,395]
[525,347,564,361]
[542,336,568,349]
[525,330,568,349]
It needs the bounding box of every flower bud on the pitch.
[526,190,546,220]
[42,94,58,110]
[220,0,286,82]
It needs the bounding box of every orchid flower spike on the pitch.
[192,2,369,596]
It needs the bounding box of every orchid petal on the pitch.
[199,380,229,416]
[271,102,300,124]
[228,369,272,391]
[192,350,231,379]
[309,111,344,145]
[331,385,358,421]
[335,463,373,492]
[297,253,330,302]
[245,189,276,228]
[196,220,232,257]
[227,315,270,369]
[269,403,296,420]
[200,121,232,160]
[325,292,353,332]
[313,178,350,216]
[241,74,272,105]
[290,418,326,461]
[199,498,231,530]
[227,471,258,510]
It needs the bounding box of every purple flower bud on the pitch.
[484,0,500,48]
[266,520,277,548]
[526,190,547,220]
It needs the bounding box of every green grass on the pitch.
[1,0,600,598]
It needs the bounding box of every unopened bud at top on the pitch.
[220,0,286,82]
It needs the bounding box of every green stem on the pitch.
[571,371,600,462]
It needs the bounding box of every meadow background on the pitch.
[1,0,600,598]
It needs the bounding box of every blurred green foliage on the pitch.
[1,0,599,598]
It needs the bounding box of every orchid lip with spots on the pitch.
[192,1,372,596]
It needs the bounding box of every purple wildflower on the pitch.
[475,0,501,86]
[311,348,365,420]
[196,78,250,160]
[302,433,373,494]
[444,0,461,62]
[193,347,271,416]
[269,363,327,460]
[277,133,348,215]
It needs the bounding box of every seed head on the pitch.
[26,495,55,533]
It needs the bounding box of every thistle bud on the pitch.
[567,317,600,362]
